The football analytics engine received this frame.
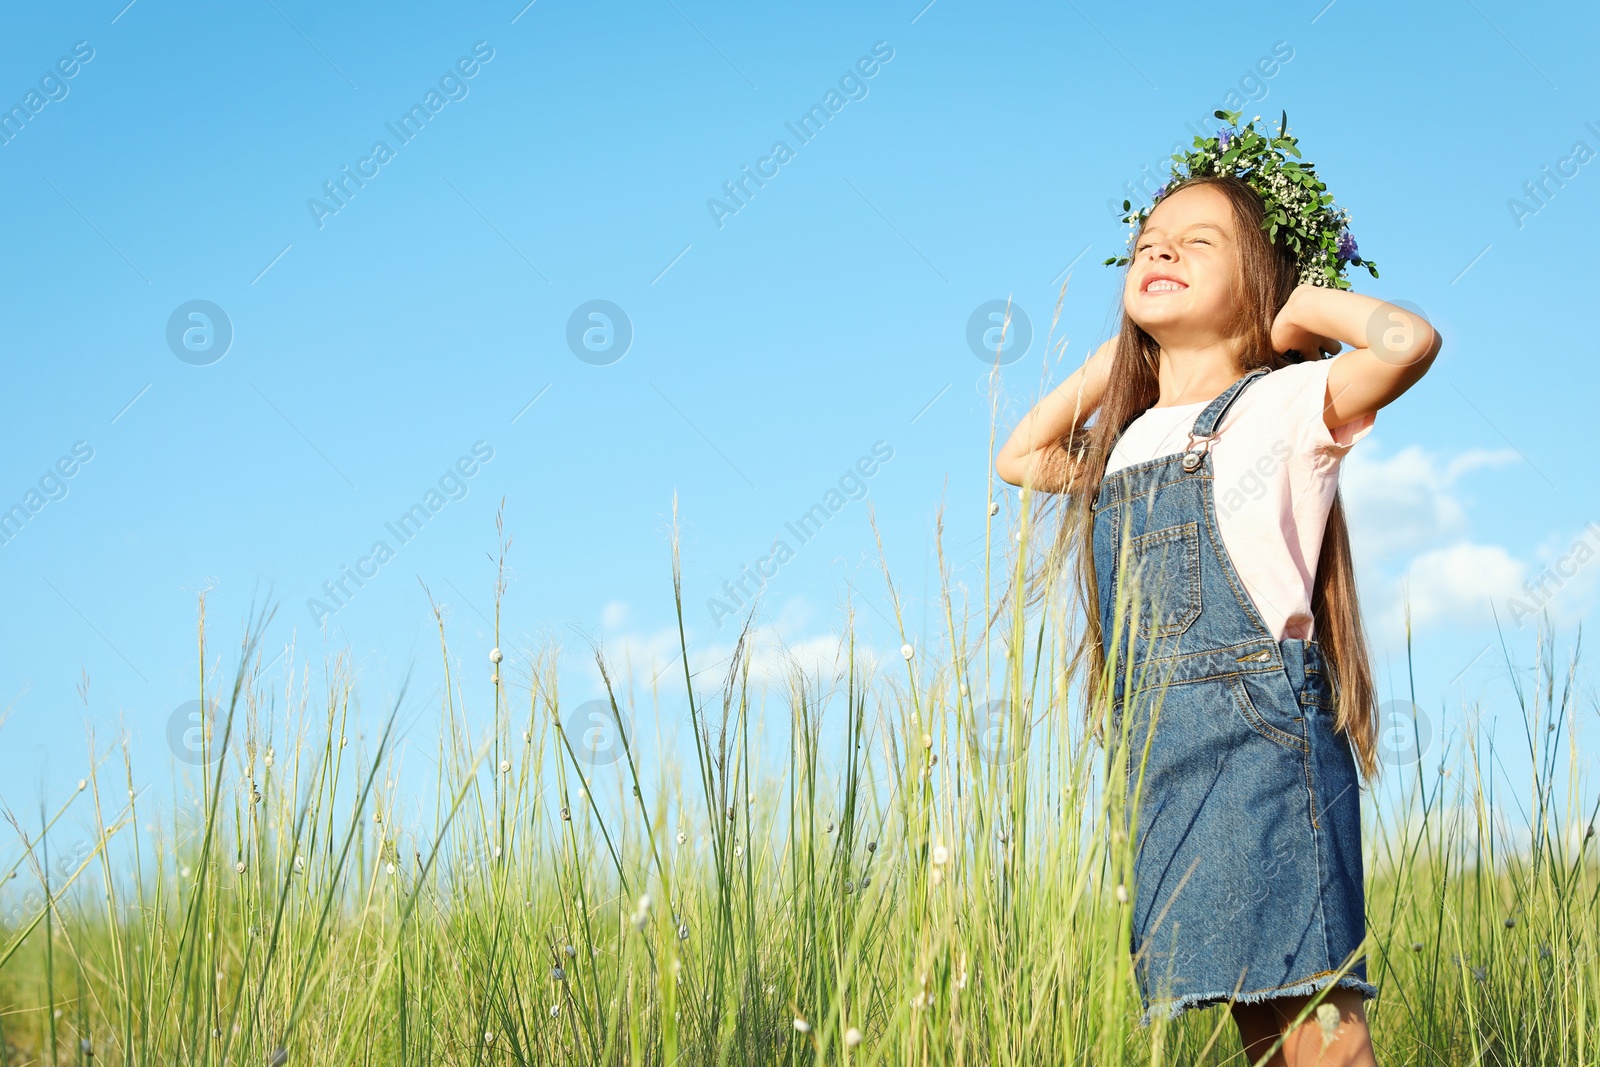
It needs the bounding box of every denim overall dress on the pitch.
[1092,366,1378,1026]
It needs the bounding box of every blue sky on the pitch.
[2,0,1597,818]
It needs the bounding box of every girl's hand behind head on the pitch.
[1270,283,1342,359]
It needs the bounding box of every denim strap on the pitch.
[1190,366,1271,438]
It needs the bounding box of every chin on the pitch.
[1125,306,1178,332]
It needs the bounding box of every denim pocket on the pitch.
[1226,675,1308,754]
[1128,521,1202,638]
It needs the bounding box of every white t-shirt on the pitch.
[1104,358,1374,641]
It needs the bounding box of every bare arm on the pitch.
[1270,284,1442,429]
[995,338,1115,493]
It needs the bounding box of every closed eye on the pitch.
[1137,237,1212,251]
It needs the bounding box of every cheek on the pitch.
[1194,257,1237,299]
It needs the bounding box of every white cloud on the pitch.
[1341,441,1520,559]
[1505,521,1600,633]
[1372,540,1527,634]
[574,595,888,699]
[1335,440,1600,641]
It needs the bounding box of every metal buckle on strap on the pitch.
[1180,431,1212,471]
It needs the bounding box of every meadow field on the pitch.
[1,507,1596,1066]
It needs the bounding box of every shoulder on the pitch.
[1256,359,1329,398]
[1243,359,1373,465]
[1219,361,1326,432]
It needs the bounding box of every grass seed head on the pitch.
[1315,1002,1341,1045]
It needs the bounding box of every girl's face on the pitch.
[1122,183,1243,347]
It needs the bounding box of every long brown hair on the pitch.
[1030,174,1381,784]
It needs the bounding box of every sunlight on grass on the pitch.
[1,494,1596,1066]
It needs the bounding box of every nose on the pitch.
[1142,238,1177,262]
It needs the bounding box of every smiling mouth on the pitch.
[1142,279,1187,295]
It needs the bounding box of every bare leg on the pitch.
[1231,986,1376,1067]
[1232,999,1289,1066]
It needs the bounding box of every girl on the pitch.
[996,172,1440,1065]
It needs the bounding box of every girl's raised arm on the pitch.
[995,338,1115,494]
[1270,283,1442,428]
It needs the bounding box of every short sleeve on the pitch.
[1297,356,1374,465]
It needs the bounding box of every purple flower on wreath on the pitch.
[1218,127,1234,151]
[1153,182,1169,201]
[1336,228,1360,262]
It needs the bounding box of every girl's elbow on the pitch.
[994,455,1022,487]
[1408,323,1443,378]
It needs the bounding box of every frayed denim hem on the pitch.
[1135,973,1379,1029]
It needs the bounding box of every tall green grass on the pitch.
[1,501,1596,1066]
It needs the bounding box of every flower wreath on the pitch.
[1104,109,1379,290]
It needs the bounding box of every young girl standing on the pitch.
[996,115,1440,1065]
